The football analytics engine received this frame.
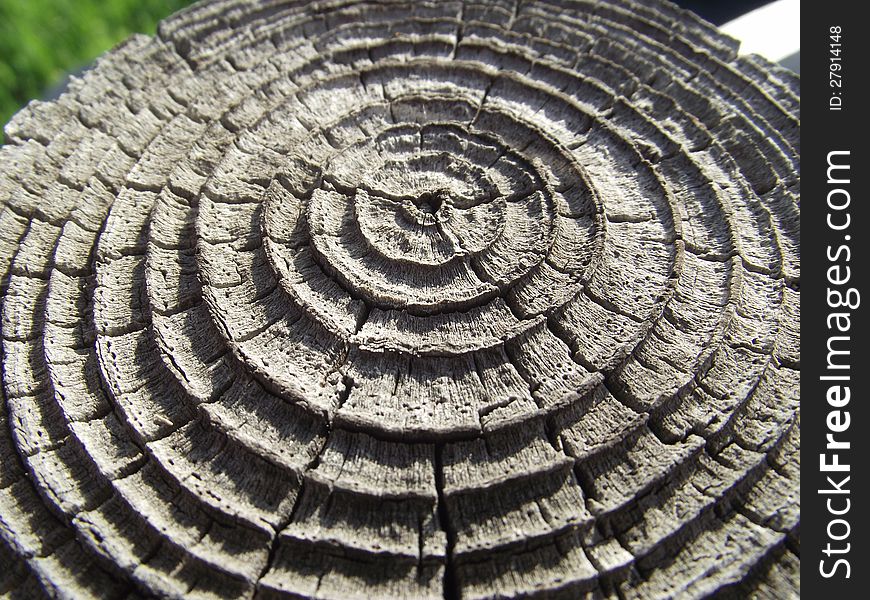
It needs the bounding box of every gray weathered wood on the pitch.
[0,0,799,598]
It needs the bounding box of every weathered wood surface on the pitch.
[0,0,799,598]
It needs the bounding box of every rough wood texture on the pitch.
[0,0,799,598]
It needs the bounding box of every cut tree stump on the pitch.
[0,1,799,598]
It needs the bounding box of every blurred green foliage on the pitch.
[0,0,193,126]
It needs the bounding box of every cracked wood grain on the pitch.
[0,0,798,598]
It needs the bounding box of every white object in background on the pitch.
[720,0,800,71]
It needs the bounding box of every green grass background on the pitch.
[0,0,193,126]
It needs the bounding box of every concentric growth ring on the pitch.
[0,1,799,598]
